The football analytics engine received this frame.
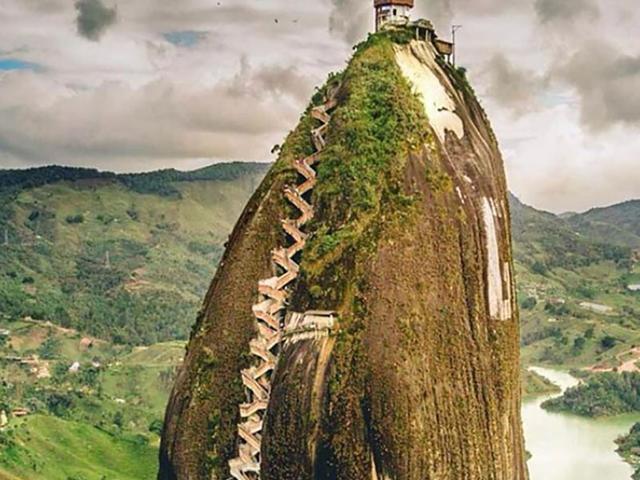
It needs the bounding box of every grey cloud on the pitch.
[416,0,525,31]
[138,2,324,39]
[3,0,639,213]
[328,0,372,44]
[507,132,640,213]
[534,0,599,24]
[556,43,640,130]
[230,57,315,104]
[75,0,118,41]
[483,54,545,112]
[0,46,29,56]
[141,3,261,30]
[0,59,315,170]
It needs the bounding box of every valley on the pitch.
[0,163,268,344]
[0,164,266,479]
[0,165,638,478]
[512,194,640,374]
[0,317,184,479]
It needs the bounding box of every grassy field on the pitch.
[0,415,158,480]
[0,319,185,480]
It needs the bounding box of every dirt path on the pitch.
[586,346,640,373]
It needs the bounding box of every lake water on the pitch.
[523,367,640,480]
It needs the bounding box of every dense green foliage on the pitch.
[301,32,430,308]
[616,422,640,479]
[542,372,640,417]
[0,166,111,191]
[0,163,268,344]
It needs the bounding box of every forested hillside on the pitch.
[0,163,638,478]
[0,163,268,345]
[510,194,631,270]
[567,200,640,248]
[511,194,640,370]
[1,165,637,357]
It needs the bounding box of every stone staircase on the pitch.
[228,91,339,480]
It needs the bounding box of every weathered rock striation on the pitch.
[159,30,528,480]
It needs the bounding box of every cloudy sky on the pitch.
[0,0,638,213]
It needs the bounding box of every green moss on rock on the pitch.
[294,34,431,312]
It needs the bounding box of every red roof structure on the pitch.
[374,0,414,6]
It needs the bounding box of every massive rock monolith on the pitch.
[159,30,528,480]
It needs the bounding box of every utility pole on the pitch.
[452,25,463,67]
[105,250,111,269]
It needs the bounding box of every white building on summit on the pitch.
[374,0,414,32]
[374,0,455,62]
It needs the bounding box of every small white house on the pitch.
[69,361,81,373]
[374,0,414,32]
[0,410,8,429]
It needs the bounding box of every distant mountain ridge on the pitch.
[0,163,270,199]
[0,163,636,346]
[511,194,640,249]
[4,166,634,243]
[509,193,634,271]
[568,200,640,248]
[0,162,269,344]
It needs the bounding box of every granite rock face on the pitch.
[159,33,528,480]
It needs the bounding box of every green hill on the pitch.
[0,163,269,345]
[510,193,631,269]
[0,162,268,480]
[0,415,158,480]
[0,162,638,477]
[568,200,640,248]
[510,194,640,370]
[0,315,185,479]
